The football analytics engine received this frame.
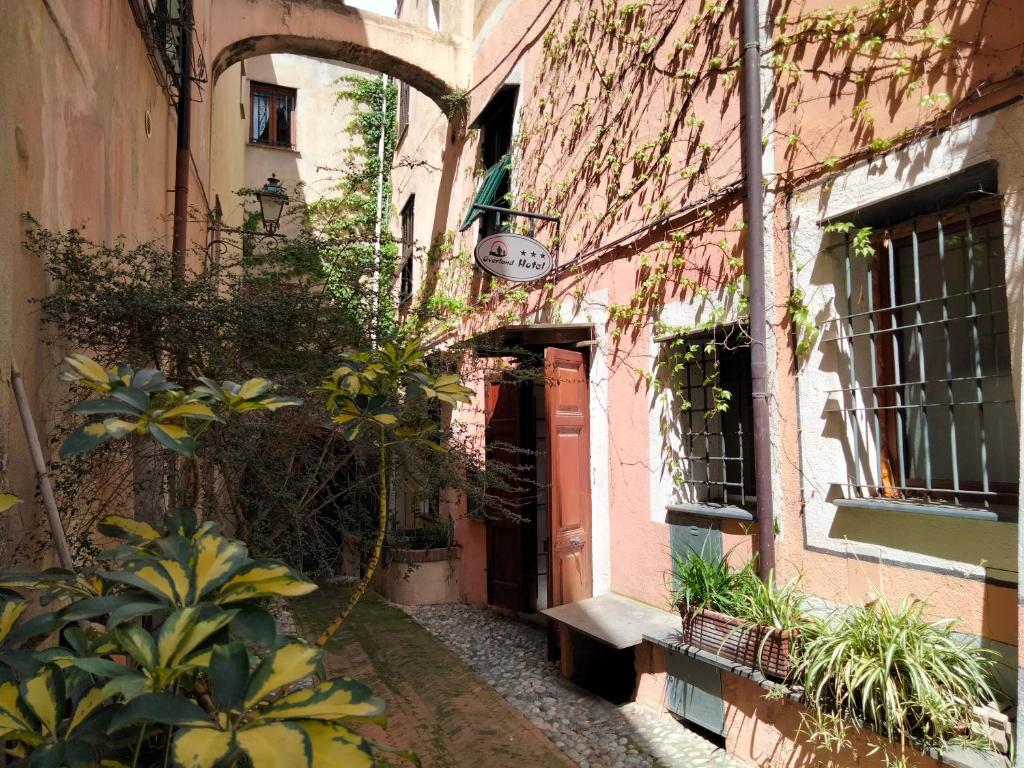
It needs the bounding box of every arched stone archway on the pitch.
[209,0,469,107]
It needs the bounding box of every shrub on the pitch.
[0,510,397,767]
[0,356,408,766]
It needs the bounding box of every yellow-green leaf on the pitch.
[0,597,27,645]
[238,378,272,400]
[216,575,317,604]
[98,515,160,544]
[113,624,158,670]
[304,721,373,768]
[160,402,218,421]
[21,666,61,736]
[236,722,311,768]
[0,682,32,733]
[255,678,384,722]
[192,535,247,600]
[0,494,22,513]
[157,607,201,667]
[172,610,237,666]
[243,643,321,709]
[173,726,233,768]
[67,685,110,736]
[65,354,109,384]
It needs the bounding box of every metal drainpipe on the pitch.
[741,0,776,579]
[171,4,193,285]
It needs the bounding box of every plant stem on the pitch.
[315,426,388,647]
[131,724,148,768]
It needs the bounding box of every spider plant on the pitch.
[736,572,806,631]
[797,597,997,748]
[671,549,753,616]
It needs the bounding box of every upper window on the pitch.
[428,0,440,30]
[399,197,415,304]
[398,81,411,139]
[478,87,517,237]
[250,82,296,149]
[827,184,1016,510]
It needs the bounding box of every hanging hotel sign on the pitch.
[474,233,553,282]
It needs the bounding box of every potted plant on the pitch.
[672,550,804,680]
[372,516,461,605]
[797,597,999,752]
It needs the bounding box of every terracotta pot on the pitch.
[676,601,798,681]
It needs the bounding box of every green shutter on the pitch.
[459,155,509,231]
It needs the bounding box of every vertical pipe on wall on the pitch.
[171,3,193,284]
[741,0,776,578]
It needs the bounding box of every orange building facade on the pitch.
[391,0,1024,763]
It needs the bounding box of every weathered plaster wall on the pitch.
[0,0,201,565]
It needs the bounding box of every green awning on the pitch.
[459,155,509,231]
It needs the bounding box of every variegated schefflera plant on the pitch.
[0,356,403,768]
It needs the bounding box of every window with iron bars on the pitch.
[128,0,204,103]
[398,81,411,139]
[824,177,1016,513]
[398,197,415,304]
[663,324,755,509]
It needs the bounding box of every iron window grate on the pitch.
[823,197,1017,509]
[663,324,755,508]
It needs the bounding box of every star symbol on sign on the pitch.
[530,251,537,258]
[521,250,527,256]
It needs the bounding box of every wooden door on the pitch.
[485,380,525,612]
[545,348,593,607]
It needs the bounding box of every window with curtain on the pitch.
[249,82,296,148]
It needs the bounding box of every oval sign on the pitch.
[474,233,553,283]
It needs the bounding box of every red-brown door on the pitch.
[485,379,525,612]
[545,348,592,607]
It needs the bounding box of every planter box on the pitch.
[676,601,796,680]
[372,547,460,606]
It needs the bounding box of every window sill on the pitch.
[248,142,300,155]
[665,503,754,522]
[834,497,1014,523]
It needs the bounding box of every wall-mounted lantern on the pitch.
[256,174,288,234]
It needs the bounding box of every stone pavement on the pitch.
[402,602,747,768]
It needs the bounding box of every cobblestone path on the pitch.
[402,602,747,768]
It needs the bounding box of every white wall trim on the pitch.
[791,105,1022,579]
[561,290,611,596]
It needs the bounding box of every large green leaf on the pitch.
[210,642,249,713]
[106,599,166,629]
[229,603,277,648]
[108,692,211,731]
[60,423,113,458]
[69,657,135,679]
